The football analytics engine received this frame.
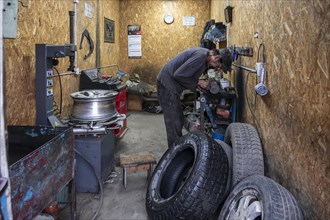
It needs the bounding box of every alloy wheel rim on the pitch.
[226,189,262,220]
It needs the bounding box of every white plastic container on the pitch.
[220,79,230,89]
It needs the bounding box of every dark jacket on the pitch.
[157,48,208,95]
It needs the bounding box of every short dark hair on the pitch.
[208,49,220,56]
[219,48,232,73]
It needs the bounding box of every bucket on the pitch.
[212,127,227,141]
[220,79,230,89]
[212,132,224,141]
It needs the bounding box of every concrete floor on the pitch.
[59,111,168,220]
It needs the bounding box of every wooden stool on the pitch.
[119,152,157,189]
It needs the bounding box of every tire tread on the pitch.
[224,123,264,187]
[146,132,230,220]
[219,175,304,220]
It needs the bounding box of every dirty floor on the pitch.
[59,111,168,220]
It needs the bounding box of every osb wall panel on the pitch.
[118,0,210,84]
[4,0,121,125]
[4,0,75,125]
[210,0,221,22]
[75,0,97,72]
[211,0,329,219]
[76,1,121,79]
[99,0,121,75]
[4,0,207,123]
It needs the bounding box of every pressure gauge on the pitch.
[164,14,174,24]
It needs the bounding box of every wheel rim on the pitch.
[226,189,262,220]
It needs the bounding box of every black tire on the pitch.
[214,139,233,198]
[224,123,264,187]
[146,132,229,220]
[219,175,304,220]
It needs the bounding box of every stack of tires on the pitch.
[145,123,304,220]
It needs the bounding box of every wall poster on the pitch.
[128,25,142,58]
[104,17,115,43]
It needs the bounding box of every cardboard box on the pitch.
[127,93,142,111]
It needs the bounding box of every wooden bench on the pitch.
[119,152,157,189]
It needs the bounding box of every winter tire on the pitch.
[224,123,264,187]
[146,132,229,220]
[219,175,304,220]
[214,139,233,198]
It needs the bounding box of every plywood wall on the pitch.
[4,0,121,125]
[5,0,72,125]
[4,0,328,218]
[4,0,208,125]
[118,0,210,84]
[99,0,121,74]
[211,1,329,219]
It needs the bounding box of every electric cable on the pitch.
[257,43,265,63]
[53,100,60,117]
[256,44,266,89]
[245,71,264,143]
[255,43,267,142]
[18,0,27,7]
[53,67,63,116]
[74,149,104,220]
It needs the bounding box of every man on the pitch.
[157,48,232,148]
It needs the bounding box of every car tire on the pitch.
[214,139,233,198]
[146,132,229,220]
[224,123,264,187]
[219,175,304,220]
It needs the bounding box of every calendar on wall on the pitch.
[128,25,142,58]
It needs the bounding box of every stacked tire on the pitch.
[223,123,264,188]
[218,123,303,220]
[219,175,304,220]
[145,123,304,220]
[145,132,229,220]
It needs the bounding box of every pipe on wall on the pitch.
[68,0,79,74]
[0,1,13,218]
[73,0,79,74]
[232,63,257,73]
[226,0,229,47]
[96,0,100,68]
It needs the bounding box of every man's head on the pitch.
[207,48,232,73]
[219,48,232,73]
[207,49,221,70]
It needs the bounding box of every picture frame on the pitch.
[104,17,115,43]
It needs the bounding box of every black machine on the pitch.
[35,44,76,127]
[79,68,124,91]
[35,44,118,194]
[75,132,115,193]
[34,12,119,196]
[73,71,127,193]
[35,11,78,127]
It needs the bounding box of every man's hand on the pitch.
[198,80,210,89]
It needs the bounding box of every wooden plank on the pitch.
[120,151,156,166]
